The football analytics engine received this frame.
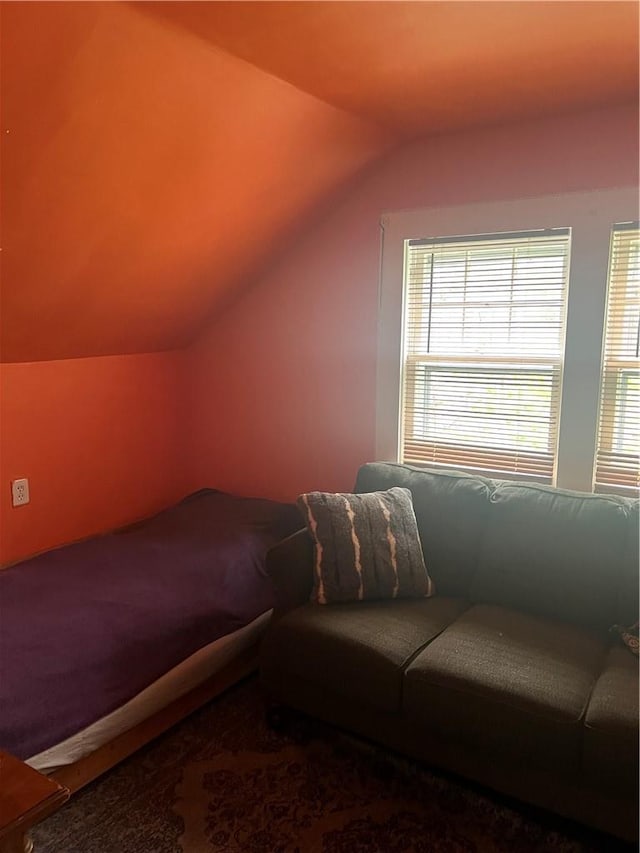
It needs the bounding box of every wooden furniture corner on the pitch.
[0,751,69,853]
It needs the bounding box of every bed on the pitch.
[0,489,301,791]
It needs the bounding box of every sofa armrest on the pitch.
[267,528,314,620]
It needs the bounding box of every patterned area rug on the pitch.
[33,678,631,853]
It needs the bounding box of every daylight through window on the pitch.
[401,229,570,481]
[594,224,640,494]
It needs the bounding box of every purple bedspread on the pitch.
[0,490,301,760]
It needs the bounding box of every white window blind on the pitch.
[401,229,570,482]
[594,224,640,495]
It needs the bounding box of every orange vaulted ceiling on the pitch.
[0,2,390,362]
[1,1,638,363]
[143,1,640,136]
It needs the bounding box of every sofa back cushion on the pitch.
[471,482,633,632]
[617,500,640,628]
[354,463,492,597]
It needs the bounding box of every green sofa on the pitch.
[260,462,639,841]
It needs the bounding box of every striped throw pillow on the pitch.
[297,487,435,604]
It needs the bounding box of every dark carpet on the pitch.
[33,678,632,853]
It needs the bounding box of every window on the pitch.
[402,230,570,482]
[594,224,640,494]
[376,188,638,492]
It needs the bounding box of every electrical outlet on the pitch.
[11,478,30,507]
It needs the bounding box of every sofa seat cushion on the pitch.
[404,604,606,772]
[261,597,469,713]
[584,645,639,789]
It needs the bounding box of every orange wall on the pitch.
[0,352,187,564]
[4,105,637,565]
[185,104,640,502]
[0,1,387,565]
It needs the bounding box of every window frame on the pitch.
[376,188,638,492]
[594,223,640,494]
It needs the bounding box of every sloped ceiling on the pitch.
[0,2,390,362]
[143,1,640,135]
[1,1,638,362]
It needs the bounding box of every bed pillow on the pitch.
[297,487,434,605]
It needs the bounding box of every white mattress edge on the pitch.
[27,609,272,772]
